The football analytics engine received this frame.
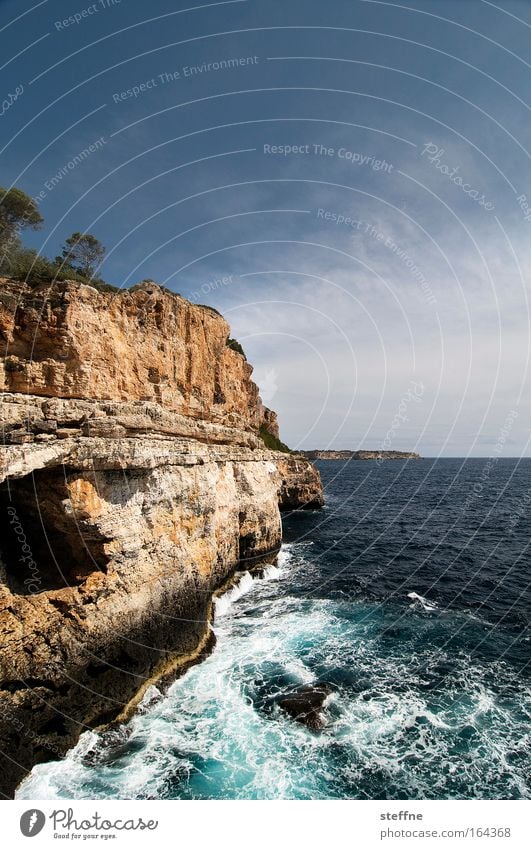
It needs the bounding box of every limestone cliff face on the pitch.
[0,279,323,798]
[0,279,267,429]
[276,456,324,509]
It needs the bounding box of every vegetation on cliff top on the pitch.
[0,187,244,317]
[0,187,43,244]
[0,185,118,291]
[259,424,291,453]
[0,188,218,306]
[226,337,246,358]
[57,232,106,279]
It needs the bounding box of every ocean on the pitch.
[17,459,531,800]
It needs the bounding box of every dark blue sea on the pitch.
[18,459,531,800]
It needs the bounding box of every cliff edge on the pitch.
[0,279,323,798]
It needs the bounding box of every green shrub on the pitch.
[0,185,120,291]
[0,242,120,291]
[259,424,291,453]
[197,303,222,316]
[226,336,246,358]
[2,245,59,282]
[82,279,121,293]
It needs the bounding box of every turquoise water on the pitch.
[17,460,531,799]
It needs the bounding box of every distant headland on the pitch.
[300,450,422,461]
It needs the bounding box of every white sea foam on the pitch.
[214,557,284,619]
[407,591,438,611]
[261,564,281,581]
[214,571,255,617]
[16,543,531,801]
[138,684,162,713]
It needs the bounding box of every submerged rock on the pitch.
[277,683,332,730]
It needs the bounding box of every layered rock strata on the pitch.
[0,279,323,797]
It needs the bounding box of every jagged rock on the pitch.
[8,430,33,444]
[30,419,58,434]
[259,405,280,439]
[278,684,332,730]
[80,419,127,438]
[276,456,325,510]
[56,427,82,439]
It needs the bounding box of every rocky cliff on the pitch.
[0,279,323,798]
[0,280,262,426]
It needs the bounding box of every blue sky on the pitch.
[2,0,531,455]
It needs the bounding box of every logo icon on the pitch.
[20,809,46,837]
[255,367,279,403]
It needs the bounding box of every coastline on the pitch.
[300,450,422,461]
[0,279,324,797]
[108,548,281,728]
